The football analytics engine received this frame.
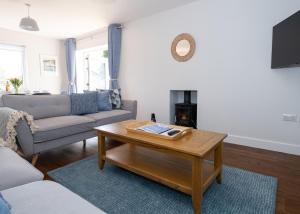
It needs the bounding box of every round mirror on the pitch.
[176,39,191,57]
[171,33,196,62]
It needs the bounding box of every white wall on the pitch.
[0,28,67,94]
[119,0,300,155]
[76,30,108,50]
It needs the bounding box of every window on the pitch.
[76,45,109,92]
[0,44,25,91]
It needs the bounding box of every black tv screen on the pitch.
[271,10,300,69]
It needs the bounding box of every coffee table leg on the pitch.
[214,141,223,184]
[192,157,203,214]
[98,134,106,170]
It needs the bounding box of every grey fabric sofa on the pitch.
[0,95,137,158]
[0,147,105,214]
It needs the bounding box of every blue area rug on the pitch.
[48,155,277,214]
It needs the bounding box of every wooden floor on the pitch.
[35,138,300,214]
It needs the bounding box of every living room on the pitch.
[0,0,299,214]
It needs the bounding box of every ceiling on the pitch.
[0,0,198,39]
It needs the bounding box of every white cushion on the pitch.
[0,147,44,191]
[1,181,105,214]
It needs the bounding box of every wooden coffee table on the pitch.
[95,120,227,214]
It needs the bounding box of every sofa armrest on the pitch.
[0,96,4,107]
[0,147,44,191]
[122,100,137,119]
[16,120,35,157]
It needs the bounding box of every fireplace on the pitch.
[175,91,197,128]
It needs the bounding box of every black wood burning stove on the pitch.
[175,91,197,128]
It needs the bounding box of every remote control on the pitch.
[167,130,180,136]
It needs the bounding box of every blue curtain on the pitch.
[108,24,122,89]
[65,38,77,94]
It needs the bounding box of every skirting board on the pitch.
[226,135,300,156]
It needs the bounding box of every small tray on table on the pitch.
[126,121,192,140]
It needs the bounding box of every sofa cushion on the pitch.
[33,116,95,143]
[70,93,98,115]
[99,89,122,109]
[85,110,133,127]
[96,91,112,111]
[84,91,112,111]
[2,95,71,120]
[0,147,44,191]
[1,181,105,214]
[0,193,10,214]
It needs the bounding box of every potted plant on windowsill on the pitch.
[9,78,23,94]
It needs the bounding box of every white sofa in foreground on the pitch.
[0,147,43,191]
[0,147,105,214]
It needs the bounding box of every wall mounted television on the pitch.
[271,10,300,69]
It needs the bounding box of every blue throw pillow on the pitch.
[97,91,112,111]
[83,90,112,111]
[70,93,98,115]
[0,193,11,214]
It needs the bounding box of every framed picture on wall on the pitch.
[40,54,58,76]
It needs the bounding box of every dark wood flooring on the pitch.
[34,138,300,214]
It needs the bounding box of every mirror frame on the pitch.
[171,33,196,62]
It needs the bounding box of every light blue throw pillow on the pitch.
[70,93,98,115]
[0,193,11,214]
[97,91,112,111]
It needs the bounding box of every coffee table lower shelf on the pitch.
[105,144,220,195]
